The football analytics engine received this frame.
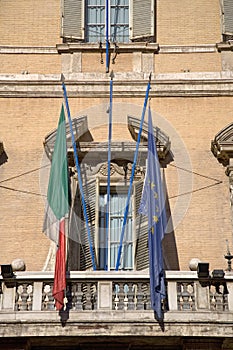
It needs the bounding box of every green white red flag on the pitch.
[43,104,69,310]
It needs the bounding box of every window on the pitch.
[62,0,155,43]
[222,0,233,41]
[69,171,149,271]
[86,0,129,43]
[99,186,133,270]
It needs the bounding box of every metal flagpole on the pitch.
[61,75,97,271]
[106,0,110,73]
[115,74,151,271]
[105,71,114,270]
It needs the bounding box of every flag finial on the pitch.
[110,70,114,80]
[61,73,65,83]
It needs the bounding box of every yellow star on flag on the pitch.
[150,182,155,189]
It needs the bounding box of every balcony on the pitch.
[0,271,233,348]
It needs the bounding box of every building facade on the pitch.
[0,0,233,349]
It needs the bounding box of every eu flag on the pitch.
[139,106,166,321]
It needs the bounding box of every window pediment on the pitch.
[44,116,88,160]
[211,122,233,166]
[44,115,172,166]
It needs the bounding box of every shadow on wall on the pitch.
[163,172,180,271]
[0,142,8,166]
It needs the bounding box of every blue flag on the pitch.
[139,107,166,321]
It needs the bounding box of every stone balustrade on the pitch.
[0,270,232,315]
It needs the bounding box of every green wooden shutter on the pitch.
[130,0,155,42]
[62,0,84,40]
[79,178,97,271]
[134,180,149,271]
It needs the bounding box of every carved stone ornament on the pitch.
[98,162,124,177]
[92,162,145,180]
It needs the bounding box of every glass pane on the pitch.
[86,0,129,43]
[86,0,105,42]
[99,187,133,270]
[110,0,129,43]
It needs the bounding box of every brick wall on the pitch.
[0,0,232,272]
[0,0,61,46]
[156,53,222,73]
[1,95,232,271]
[0,54,61,74]
[157,0,221,45]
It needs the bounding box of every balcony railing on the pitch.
[0,271,232,315]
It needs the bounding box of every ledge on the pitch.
[217,41,233,52]
[56,42,160,54]
[1,72,233,97]
[0,46,58,54]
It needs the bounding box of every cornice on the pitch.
[211,122,233,167]
[217,41,233,52]
[1,72,233,97]
[57,42,160,54]
[0,44,217,55]
[159,44,217,54]
[0,46,57,54]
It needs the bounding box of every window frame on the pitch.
[61,0,156,43]
[97,180,135,271]
[85,0,130,43]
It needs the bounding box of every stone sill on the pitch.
[57,42,159,54]
[217,41,233,52]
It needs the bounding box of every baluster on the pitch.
[132,284,138,310]
[85,283,92,310]
[187,283,195,310]
[142,283,149,310]
[42,283,55,310]
[90,283,97,310]
[16,285,24,311]
[123,284,129,310]
[223,293,229,311]
[73,281,83,310]
[215,293,223,311]
[127,282,135,310]
[81,283,87,310]
[117,282,124,310]
[113,283,119,310]
[179,295,184,310]
[26,284,33,311]
[210,285,216,310]
[136,282,144,310]
[182,283,190,310]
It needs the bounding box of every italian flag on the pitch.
[43,104,69,310]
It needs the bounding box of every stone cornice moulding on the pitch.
[1,72,233,97]
[0,46,58,54]
[217,41,233,52]
[0,44,217,55]
[159,44,217,54]
[57,42,160,54]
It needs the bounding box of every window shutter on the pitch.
[62,0,84,40]
[223,0,233,34]
[134,180,149,271]
[79,178,97,271]
[130,0,155,42]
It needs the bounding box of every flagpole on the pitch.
[61,75,97,271]
[115,74,151,271]
[106,0,109,73]
[105,71,114,270]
